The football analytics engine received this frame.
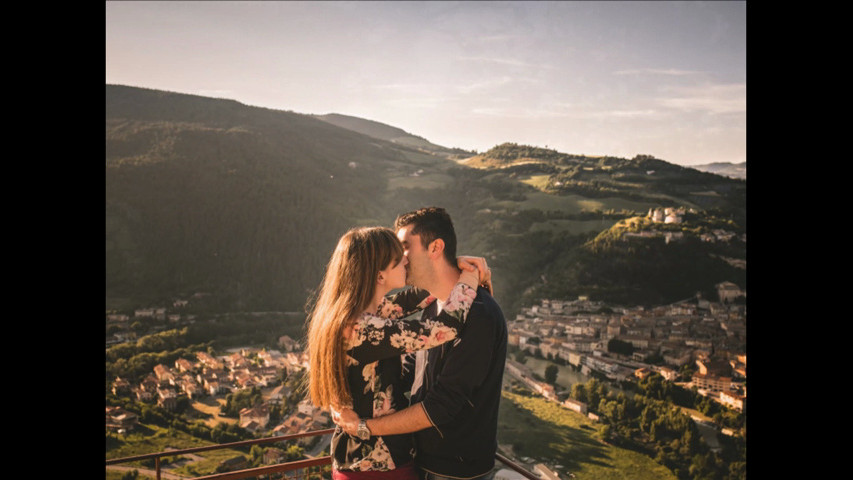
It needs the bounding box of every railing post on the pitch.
[155,455,161,480]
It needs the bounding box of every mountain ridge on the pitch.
[312,112,476,160]
[689,161,746,180]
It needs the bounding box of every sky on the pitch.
[105,1,746,167]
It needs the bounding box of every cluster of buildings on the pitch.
[647,207,685,224]
[622,226,746,244]
[112,338,304,405]
[109,335,331,440]
[106,300,198,346]
[613,207,746,246]
[507,290,746,412]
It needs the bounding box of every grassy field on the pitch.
[528,218,619,235]
[493,190,655,215]
[518,173,552,190]
[191,396,238,429]
[387,172,456,190]
[497,391,677,480]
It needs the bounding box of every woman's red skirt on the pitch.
[332,462,419,480]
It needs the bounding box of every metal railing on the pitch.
[106,428,335,480]
[106,428,541,480]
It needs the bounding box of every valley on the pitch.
[106,84,746,480]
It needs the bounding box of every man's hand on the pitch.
[333,403,433,437]
[457,256,493,294]
[330,405,360,437]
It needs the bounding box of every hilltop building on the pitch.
[648,207,684,224]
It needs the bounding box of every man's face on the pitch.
[396,225,431,288]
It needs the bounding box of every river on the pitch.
[520,357,591,390]
[515,356,632,397]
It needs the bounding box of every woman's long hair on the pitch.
[306,227,404,409]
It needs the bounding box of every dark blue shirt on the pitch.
[409,287,508,479]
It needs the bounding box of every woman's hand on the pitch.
[330,405,360,437]
[457,256,493,294]
[459,267,480,290]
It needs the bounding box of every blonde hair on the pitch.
[306,227,404,409]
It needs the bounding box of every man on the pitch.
[336,207,507,480]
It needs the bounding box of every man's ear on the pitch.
[428,238,445,259]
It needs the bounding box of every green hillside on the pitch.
[106,85,745,316]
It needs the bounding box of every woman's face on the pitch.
[381,254,408,291]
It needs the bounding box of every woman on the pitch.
[306,226,485,479]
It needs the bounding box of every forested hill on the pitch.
[106,84,421,311]
[106,84,746,315]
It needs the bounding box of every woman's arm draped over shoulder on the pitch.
[345,278,478,366]
[386,286,432,316]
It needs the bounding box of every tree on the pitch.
[285,443,305,461]
[121,471,140,480]
[586,378,606,408]
[250,445,264,466]
[544,364,558,385]
[571,383,587,404]
[597,423,612,441]
[607,338,634,356]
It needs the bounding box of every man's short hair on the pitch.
[394,207,457,266]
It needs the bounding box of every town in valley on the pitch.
[106,279,745,478]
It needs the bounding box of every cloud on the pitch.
[469,100,664,121]
[473,34,522,43]
[598,109,660,118]
[457,55,554,70]
[614,68,704,76]
[385,97,446,109]
[374,83,437,94]
[658,83,745,115]
[471,106,568,119]
[455,76,540,94]
[567,109,663,121]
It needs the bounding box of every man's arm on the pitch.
[334,295,499,437]
[333,402,433,437]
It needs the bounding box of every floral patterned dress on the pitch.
[330,282,477,472]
